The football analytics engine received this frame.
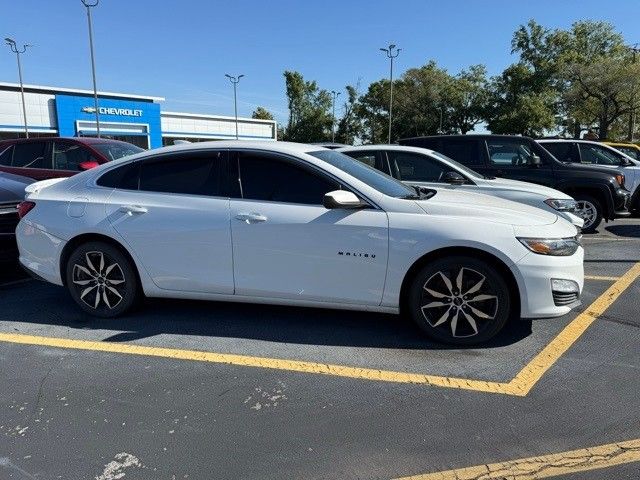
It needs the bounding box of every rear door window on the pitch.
[486,140,538,168]
[138,152,223,196]
[0,145,13,166]
[12,142,48,169]
[387,151,447,182]
[542,142,576,162]
[440,139,483,167]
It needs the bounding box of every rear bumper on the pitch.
[16,220,66,286]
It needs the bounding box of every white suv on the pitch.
[16,142,584,345]
[339,145,583,228]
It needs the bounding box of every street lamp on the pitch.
[225,74,244,140]
[81,0,101,138]
[331,90,341,142]
[5,37,31,138]
[628,43,639,141]
[380,44,401,144]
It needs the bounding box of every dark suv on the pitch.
[399,135,631,232]
[0,137,143,181]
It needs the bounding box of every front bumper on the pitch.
[513,247,584,318]
[16,220,66,286]
[613,188,632,217]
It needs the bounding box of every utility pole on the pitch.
[4,38,31,138]
[331,90,340,142]
[379,44,401,144]
[628,44,639,141]
[225,74,244,140]
[81,0,101,137]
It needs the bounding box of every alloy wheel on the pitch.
[575,200,597,230]
[420,267,499,338]
[72,251,126,310]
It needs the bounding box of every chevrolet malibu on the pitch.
[16,142,584,345]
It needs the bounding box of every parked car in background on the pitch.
[0,137,144,181]
[539,139,640,215]
[399,135,631,232]
[16,142,583,345]
[0,171,33,262]
[338,145,583,228]
[604,141,640,162]
[311,142,349,150]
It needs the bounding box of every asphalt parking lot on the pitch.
[0,219,639,479]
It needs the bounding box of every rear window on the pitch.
[12,142,48,168]
[92,143,143,161]
[0,145,13,166]
[96,162,140,189]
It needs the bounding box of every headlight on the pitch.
[544,198,578,212]
[517,236,581,256]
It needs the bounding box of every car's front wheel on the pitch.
[574,194,602,233]
[65,241,139,318]
[408,256,511,345]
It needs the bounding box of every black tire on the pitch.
[65,241,139,318]
[408,256,511,345]
[574,194,602,233]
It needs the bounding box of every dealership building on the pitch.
[0,82,277,148]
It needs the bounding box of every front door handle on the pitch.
[235,212,267,224]
[119,205,148,215]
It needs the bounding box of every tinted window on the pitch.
[92,142,144,161]
[139,153,222,195]
[542,142,575,162]
[0,145,13,166]
[53,142,94,171]
[12,142,48,168]
[348,152,377,168]
[388,151,447,182]
[97,162,140,190]
[308,150,415,198]
[440,140,482,167]
[236,152,339,205]
[579,144,622,165]
[616,146,640,161]
[486,140,536,167]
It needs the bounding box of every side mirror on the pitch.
[442,171,466,185]
[529,154,542,167]
[323,190,366,209]
[79,160,100,171]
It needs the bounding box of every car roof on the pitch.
[400,134,534,142]
[135,140,325,156]
[338,144,438,155]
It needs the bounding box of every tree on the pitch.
[356,79,390,144]
[281,71,332,142]
[335,83,364,145]
[444,65,490,134]
[251,107,274,120]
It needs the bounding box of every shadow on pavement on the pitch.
[1,281,533,351]
[605,224,640,238]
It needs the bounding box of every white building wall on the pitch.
[0,90,57,132]
[161,112,276,140]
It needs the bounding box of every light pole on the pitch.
[81,0,101,138]
[225,74,244,140]
[628,43,639,141]
[4,38,31,138]
[331,90,341,142]
[380,44,401,144]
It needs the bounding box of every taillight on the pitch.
[615,173,625,187]
[17,201,36,219]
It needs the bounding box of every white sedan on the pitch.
[16,142,584,345]
[338,145,584,228]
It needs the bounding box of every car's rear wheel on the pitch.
[65,241,139,318]
[408,256,511,345]
[574,194,602,233]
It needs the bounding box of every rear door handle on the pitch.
[119,205,148,215]
[235,212,267,223]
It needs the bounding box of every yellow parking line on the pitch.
[394,438,640,479]
[509,261,640,396]
[0,262,637,397]
[585,275,620,281]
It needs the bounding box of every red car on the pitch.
[0,137,144,180]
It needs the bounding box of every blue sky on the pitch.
[2,0,639,124]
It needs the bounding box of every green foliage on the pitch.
[251,107,274,120]
[282,71,332,142]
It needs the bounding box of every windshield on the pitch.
[429,151,484,179]
[308,150,416,198]
[93,143,144,162]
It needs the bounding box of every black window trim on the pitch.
[93,149,229,200]
[229,148,380,209]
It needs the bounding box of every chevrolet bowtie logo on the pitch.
[81,106,97,114]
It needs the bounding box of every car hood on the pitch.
[415,189,559,226]
[478,177,573,199]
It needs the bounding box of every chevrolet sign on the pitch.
[81,106,143,117]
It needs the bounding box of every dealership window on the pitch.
[138,153,223,196]
[235,152,339,205]
[12,142,49,169]
[53,142,95,171]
